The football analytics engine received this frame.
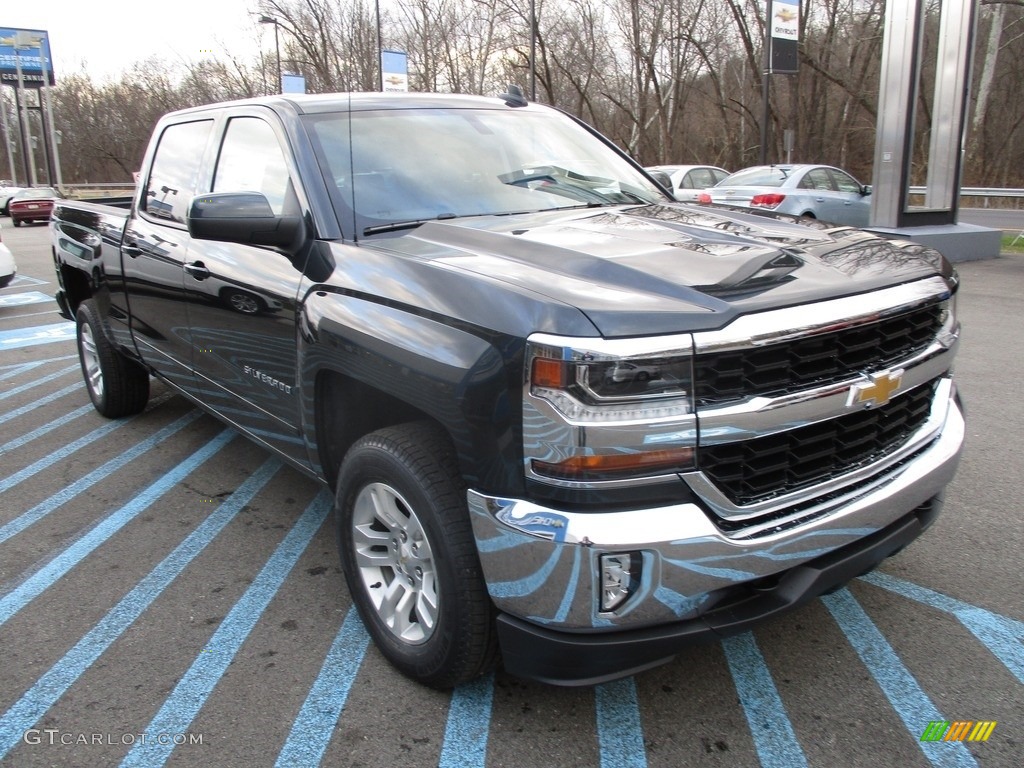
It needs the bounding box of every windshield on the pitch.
[304,106,666,237]
[718,167,791,188]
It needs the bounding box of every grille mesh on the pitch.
[694,303,942,407]
[698,382,936,506]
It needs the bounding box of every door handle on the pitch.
[184,261,211,280]
[122,236,142,258]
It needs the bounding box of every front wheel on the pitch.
[76,299,150,417]
[335,421,497,688]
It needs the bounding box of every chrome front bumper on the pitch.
[468,386,964,633]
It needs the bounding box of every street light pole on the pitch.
[259,15,282,94]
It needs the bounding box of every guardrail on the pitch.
[908,186,1024,207]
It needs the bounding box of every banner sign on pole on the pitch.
[0,28,55,86]
[768,0,799,74]
[381,50,408,92]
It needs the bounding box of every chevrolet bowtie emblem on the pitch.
[848,370,904,408]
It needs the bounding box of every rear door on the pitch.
[122,118,215,389]
[183,110,310,464]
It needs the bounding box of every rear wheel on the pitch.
[12,218,20,227]
[335,421,497,688]
[76,299,150,417]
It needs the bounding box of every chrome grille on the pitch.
[693,303,943,407]
[698,382,937,506]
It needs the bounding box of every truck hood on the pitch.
[372,203,950,337]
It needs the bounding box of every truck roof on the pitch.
[164,91,536,119]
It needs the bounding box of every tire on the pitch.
[335,421,497,688]
[12,218,20,227]
[76,299,150,417]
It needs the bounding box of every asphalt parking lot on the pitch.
[0,217,1021,768]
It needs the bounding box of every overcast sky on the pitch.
[4,0,271,81]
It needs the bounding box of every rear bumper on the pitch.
[468,387,964,685]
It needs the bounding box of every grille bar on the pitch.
[693,303,943,406]
[698,382,937,506]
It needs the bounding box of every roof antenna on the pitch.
[499,84,528,108]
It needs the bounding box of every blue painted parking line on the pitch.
[120,491,332,768]
[822,588,977,768]
[0,291,53,308]
[4,382,81,421]
[439,673,496,768]
[0,429,235,626]
[3,275,47,288]
[0,322,76,350]
[0,458,281,760]
[0,404,94,454]
[274,607,370,768]
[0,364,78,401]
[861,571,1024,684]
[722,633,807,768]
[0,408,202,513]
[595,677,647,768]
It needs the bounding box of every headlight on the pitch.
[524,334,697,487]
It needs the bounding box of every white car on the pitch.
[0,230,16,288]
[0,185,25,216]
[645,165,730,202]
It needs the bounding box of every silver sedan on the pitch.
[698,164,872,227]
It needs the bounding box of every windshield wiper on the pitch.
[363,212,457,236]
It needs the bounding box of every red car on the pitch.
[10,187,59,227]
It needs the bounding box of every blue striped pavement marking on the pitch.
[0,404,94,453]
[595,676,647,768]
[0,322,76,351]
[0,458,281,760]
[722,633,808,768]
[120,491,332,768]
[822,588,977,768]
[861,571,1024,684]
[0,428,235,626]
[438,673,496,768]
[0,291,54,308]
[3,382,81,421]
[274,607,370,768]
[0,363,78,401]
[0,354,76,382]
[0,410,204,539]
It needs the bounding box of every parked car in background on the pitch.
[698,164,871,227]
[0,184,25,216]
[645,164,729,202]
[0,229,16,287]
[9,187,59,227]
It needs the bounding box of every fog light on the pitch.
[600,552,640,612]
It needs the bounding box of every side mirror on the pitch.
[862,185,872,196]
[187,192,304,251]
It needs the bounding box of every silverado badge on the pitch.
[848,369,904,408]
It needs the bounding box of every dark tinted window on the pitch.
[143,120,213,224]
[799,168,835,191]
[830,169,863,193]
[213,117,295,216]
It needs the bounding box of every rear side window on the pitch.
[143,120,214,224]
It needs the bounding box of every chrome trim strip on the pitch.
[528,331,693,361]
[684,377,954,520]
[691,276,951,353]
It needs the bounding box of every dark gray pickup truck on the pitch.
[51,91,964,687]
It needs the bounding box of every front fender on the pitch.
[299,288,527,496]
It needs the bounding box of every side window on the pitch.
[144,120,214,224]
[213,117,294,215]
[685,169,714,189]
[800,168,835,191]
[831,169,863,193]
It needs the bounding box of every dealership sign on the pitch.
[0,28,55,87]
[768,0,799,74]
